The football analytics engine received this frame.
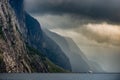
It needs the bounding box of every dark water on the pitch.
[0,73,120,80]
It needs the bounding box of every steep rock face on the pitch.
[25,13,43,48]
[9,0,27,39]
[9,0,71,71]
[0,0,67,73]
[25,13,71,71]
[0,0,31,72]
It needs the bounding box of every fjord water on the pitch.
[0,74,120,80]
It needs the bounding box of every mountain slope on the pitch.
[26,45,67,73]
[25,13,71,71]
[10,0,71,71]
[43,29,90,72]
[43,29,104,72]
[9,0,71,71]
[0,0,32,72]
[0,0,68,73]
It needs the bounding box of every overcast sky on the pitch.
[25,0,120,72]
[25,0,120,23]
[24,0,120,46]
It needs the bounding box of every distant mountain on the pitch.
[43,29,104,72]
[25,13,71,71]
[43,29,90,72]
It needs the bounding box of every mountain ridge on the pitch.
[10,0,71,71]
[43,28,104,72]
[43,29,90,72]
[0,0,71,72]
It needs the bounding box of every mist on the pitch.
[25,0,120,72]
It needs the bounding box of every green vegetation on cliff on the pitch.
[26,45,68,73]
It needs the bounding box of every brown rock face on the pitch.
[0,0,32,72]
[0,0,67,73]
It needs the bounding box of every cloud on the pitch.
[26,0,120,48]
[75,23,120,46]
[32,14,106,30]
[25,0,120,23]
[26,0,120,72]
[32,14,120,47]
[49,22,120,47]
[49,23,120,72]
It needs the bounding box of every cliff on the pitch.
[9,0,71,71]
[0,0,70,73]
[25,13,71,70]
[43,29,91,72]
[0,0,31,72]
